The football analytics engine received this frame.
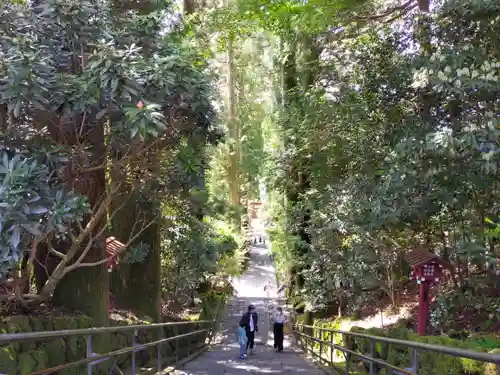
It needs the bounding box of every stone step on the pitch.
[179,241,324,374]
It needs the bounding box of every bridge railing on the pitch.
[0,319,217,375]
[293,323,500,375]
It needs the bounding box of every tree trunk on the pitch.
[28,0,110,323]
[124,216,162,322]
[109,147,163,322]
[282,35,317,293]
[183,0,196,14]
[108,181,134,312]
[51,118,108,327]
[109,196,162,322]
[226,29,240,213]
[104,0,166,324]
[281,37,299,293]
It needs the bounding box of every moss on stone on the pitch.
[5,316,31,332]
[311,319,352,362]
[5,316,35,352]
[0,344,17,375]
[0,321,21,353]
[483,348,500,375]
[74,315,94,329]
[108,332,126,363]
[94,359,114,375]
[32,349,49,371]
[351,326,389,361]
[29,317,45,334]
[415,336,464,375]
[41,316,54,331]
[0,313,205,375]
[384,326,413,370]
[117,331,131,348]
[114,332,129,365]
[53,316,72,331]
[18,352,37,375]
[0,315,95,369]
[67,317,78,330]
[65,335,80,362]
[59,365,84,375]
[44,338,67,367]
[349,326,498,375]
[456,340,488,373]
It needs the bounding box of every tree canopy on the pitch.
[1,0,499,336]
[201,0,500,331]
[0,0,240,323]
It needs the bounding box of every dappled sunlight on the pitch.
[224,362,280,372]
[232,241,279,299]
[179,231,324,375]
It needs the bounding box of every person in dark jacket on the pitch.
[239,304,258,355]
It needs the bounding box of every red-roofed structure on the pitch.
[105,237,125,317]
[248,201,262,219]
[406,247,453,335]
[106,237,125,269]
[406,248,453,270]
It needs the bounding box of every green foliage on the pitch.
[484,349,500,375]
[160,203,239,300]
[429,280,500,331]
[120,242,150,264]
[199,290,228,322]
[0,149,88,277]
[252,0,500,321]
[0,0,222,308]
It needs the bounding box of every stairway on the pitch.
[176,238,324,374]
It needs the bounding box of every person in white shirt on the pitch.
[239,304,258,355]
[264,281,273,298]
[272,307,285,352]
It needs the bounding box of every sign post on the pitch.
[407,248,453,335]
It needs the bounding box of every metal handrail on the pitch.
[0,318,220,375]
[296,330,416,375]
[295,323,500,364]
[293,323,500,375]
[27,329,209,375]
[0,319,213,344]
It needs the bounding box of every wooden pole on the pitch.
[417,282,430,335]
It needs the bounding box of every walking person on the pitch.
[239,304,258,355]
[272,307,285,352]
[237,325,248,359]
[264,281,273,299]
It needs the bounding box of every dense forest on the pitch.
[257,0,500,335]
[1,0,499,343]
[0,0,251,327]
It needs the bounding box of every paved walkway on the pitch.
[176,234,324,375]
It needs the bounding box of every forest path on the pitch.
[175,233,323,374]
